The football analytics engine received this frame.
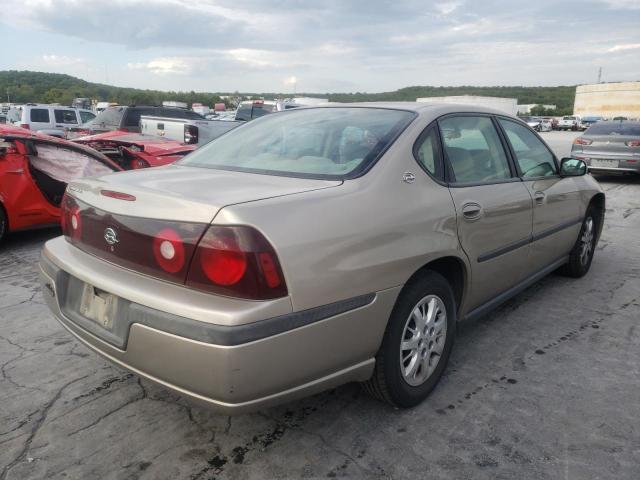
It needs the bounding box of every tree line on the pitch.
[1,70,576,115]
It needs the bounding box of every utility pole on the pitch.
[597,67,602,84]
[6,87,9,103]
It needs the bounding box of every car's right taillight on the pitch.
[60,194,82,240]
[625,140,640,147]
[184,125,199,144]
[20,123,30,130]
[186,225,288,300]
[573,137,592,145]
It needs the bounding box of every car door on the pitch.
[27,107,52,132]
[0,138,57,230]
[438,115,534,312]
[496,118,583,269]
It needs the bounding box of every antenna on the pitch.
[597,67,602,83]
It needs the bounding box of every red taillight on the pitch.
[573,138,592,145]
[61,195,82,240]
[200,234,247,285]
[20,123,30,130]
[152,228,186,273]
[184,125,199,144]
[187,226,287,299]
[625,140,640,147]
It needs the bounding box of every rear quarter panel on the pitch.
[214,117,465,312]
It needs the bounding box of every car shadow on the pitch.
[1,226,61,250]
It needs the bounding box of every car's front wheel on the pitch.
[561,208,597,277]
[363,271,456,408]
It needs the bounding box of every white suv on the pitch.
[10,104,96,137]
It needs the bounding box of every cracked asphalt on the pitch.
[1,132,639,479]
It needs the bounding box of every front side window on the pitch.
[180,107,415,178]
[54,109,79,124]
[79,111,96,123]
[499,119,556,177]
[30,109,50,123]
[438,116,511,183]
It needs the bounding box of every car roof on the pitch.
[299,101,516,119]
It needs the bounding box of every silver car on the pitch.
[572,121,640,174]
[40,103,605,413]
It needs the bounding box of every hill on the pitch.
[0,70,576,114]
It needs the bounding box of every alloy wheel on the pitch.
[399,295,447,387]
[580,216,594,266]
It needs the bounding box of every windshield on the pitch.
[563,116,576,120]
[180,107,415,179]
[585,122,640,136]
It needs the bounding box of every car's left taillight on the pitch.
[625,140,640,147]
[60,194,82,240]
[186,225,288,300]
[573,137,592,145]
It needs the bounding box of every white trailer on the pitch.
[416,95,518,116]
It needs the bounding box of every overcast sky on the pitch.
[1,0,639,93]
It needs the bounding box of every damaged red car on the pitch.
[0,125,121,242]
[72,131,197,170]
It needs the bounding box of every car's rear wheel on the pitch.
[561,208,597,278]
[363,271,456,408]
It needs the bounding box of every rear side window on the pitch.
[30,109,50,123]
[235,104,252,121]
[499,119,557,178]
[439,116,511,183]
[414,127,442,179]
[124,108,158,127]
[54,109,79,124]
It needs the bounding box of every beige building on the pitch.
[574,82,640,119]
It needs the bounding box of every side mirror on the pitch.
[560,157,587,177]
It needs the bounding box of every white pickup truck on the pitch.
[557,115,581,131]
[140,115,241,146]
[140,100,305,146]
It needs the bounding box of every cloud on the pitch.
[42,55,87,67]
[608,43,640,52]
[1,0,639,92]
[127,57,197,75]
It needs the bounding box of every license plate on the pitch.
[79,283,117,330]
[590,159,619,168]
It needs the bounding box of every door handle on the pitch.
[6,169,24,174]
[462,202,482,220]
[534,191,546,204]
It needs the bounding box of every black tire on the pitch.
[0,205,7,243]
[561,207,597,278]
[363,271,456,408]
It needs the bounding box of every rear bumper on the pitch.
[39,237,398,414]
[572,154,640,174]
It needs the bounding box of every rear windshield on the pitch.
[563,116,577,120]
[585,122,640,136]
[179,107,415,179]
[88,106,125,128]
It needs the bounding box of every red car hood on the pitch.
[72,131,196,168]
